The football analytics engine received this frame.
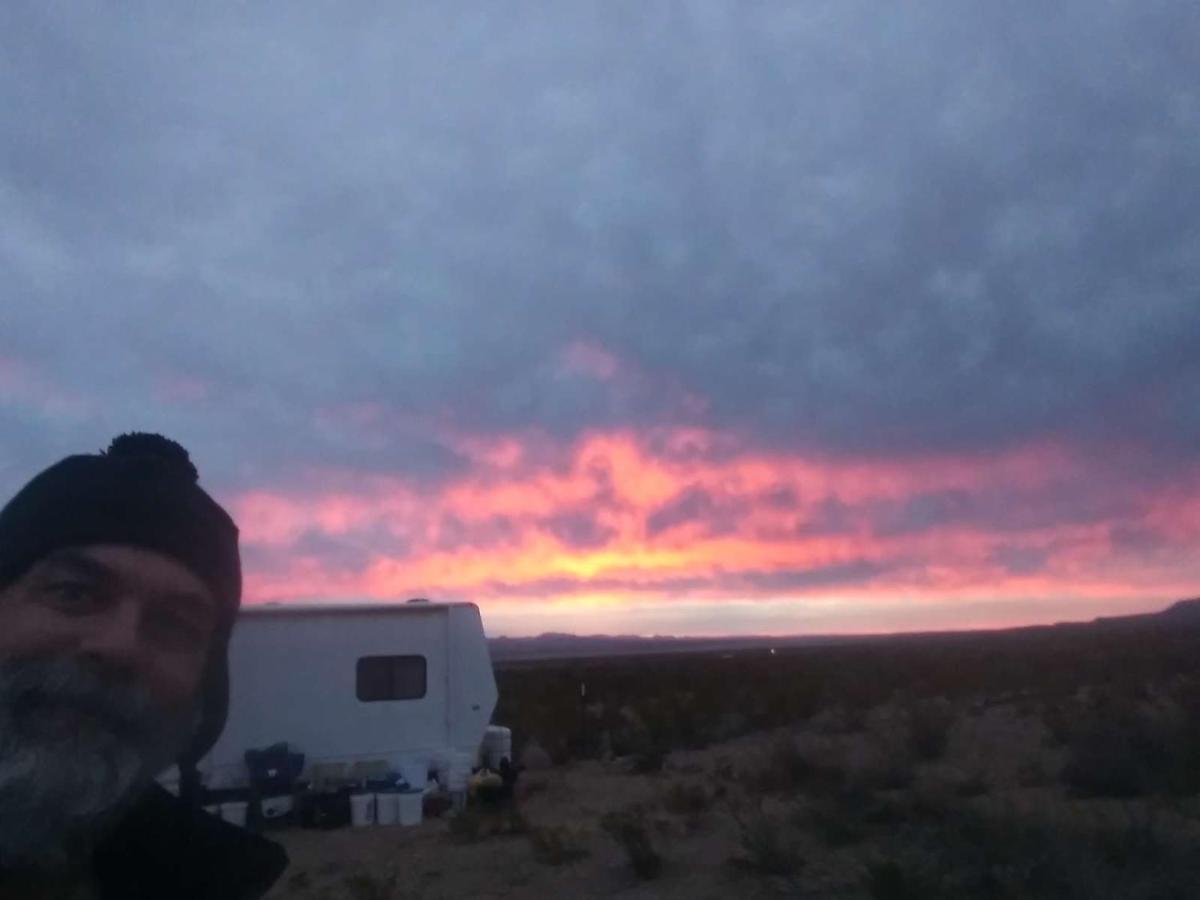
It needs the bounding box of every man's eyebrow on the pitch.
[34,549,117,582]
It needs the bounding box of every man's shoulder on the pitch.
[93,786,288,900]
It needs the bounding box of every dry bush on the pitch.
[727,803,806,890]
[342,867,404,900]
[741,735,840,795]
[871,801,1200,899]
[801,798,867,848]
[864,860,944,900]
[906,699,955,761]
[601,805,663,880]
[1050,682,1200,798]
[527,822,590,865]
[849,756,915,793]
[660,780,712,824]
[953,771,989,798]
[446,805,528,843]
[631,738,669,774]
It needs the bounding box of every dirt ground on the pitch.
[265,701,1200,900]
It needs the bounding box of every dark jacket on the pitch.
[93,787,288,899]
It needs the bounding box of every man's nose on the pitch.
[76,601,144,670]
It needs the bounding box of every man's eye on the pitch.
[44,582,103,611]
[145,612,207,648]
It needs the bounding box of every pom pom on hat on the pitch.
[104,432,199,483]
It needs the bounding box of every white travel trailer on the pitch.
[194,600,498,789]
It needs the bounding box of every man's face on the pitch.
[0,544,216,712]
[0,544,217,867]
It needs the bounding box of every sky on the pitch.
[1,2,1198,637]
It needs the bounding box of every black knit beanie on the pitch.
[0,433,241,767]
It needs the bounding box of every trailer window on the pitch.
[356,655,427,701]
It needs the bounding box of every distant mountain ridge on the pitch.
[487,631,857,662]
[1160,597,1200,621]
[487,597,1200,662]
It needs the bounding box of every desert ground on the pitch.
[268,610,1200,899]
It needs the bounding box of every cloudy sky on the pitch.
[2,2,1198,636]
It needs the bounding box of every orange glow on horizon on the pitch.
[229,427,1200,634]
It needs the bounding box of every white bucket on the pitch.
[375,792,399,826]
[483,726,513,769]
[349,793,375,827]
[397,790,423,827]
[397,757,429,792]
[220,801,248,828]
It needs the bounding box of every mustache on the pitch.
[0,656,164,741]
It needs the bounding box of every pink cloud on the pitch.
[560,340,621,381]
[229,426,1200,633]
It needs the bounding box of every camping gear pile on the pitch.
[199,738,519,833]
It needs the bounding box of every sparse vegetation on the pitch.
[803,797,867,847]
[600,805,664,880]
[851,757,916,794]
[630,737,669,774]
[526,822,590,865]
[906,698,954,761]
[864,860,940,900]
[953,771,989,797]
[727,804,805,882]
[446,805,529,843]
[269,617,1200,900]
[342,867,403,900]
[660,780,711,832]
[741,735,836,795]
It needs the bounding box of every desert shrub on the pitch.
[1092,807,1166,871]
[860,796,916,827]
[527,823,589,865]
[945,806,1200,898]
[342,867,402,900]
[1161,679,1200,794]
[803,800,866,847]
[1008,760,1046,790]
[1052,685,1200,798]
[953,772,989,798]
[864,860,942,900]
[447,805,529,843]
[631,738,669,774]
[661,781,711,818]
[742,735,830,794]
[1042,701,1077,746]
[906,700,954,761]
[850,757,915,793]
[1060,725,1155,798]
[601,806,663,880]
[727,804,805,881]
[495,612,1200,771]
[712,756,735,780]
[662,693,712,749]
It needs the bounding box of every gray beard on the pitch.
[0,656,199,870]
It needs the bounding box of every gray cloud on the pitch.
[645,486,720,537]
[987,545,1050,576]
[1,0,1198,503]
[539,509,618,550]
